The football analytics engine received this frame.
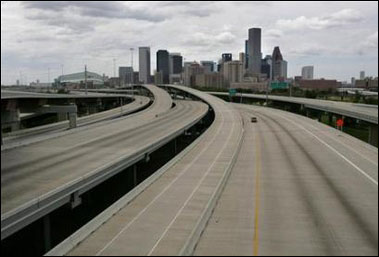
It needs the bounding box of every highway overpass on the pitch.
[2,95,151,149]
[1,89,132,134]
[46,87,377,256]
[47,85,244,255]
[1,85,209,247]
[209,92,378,146]
[2,86,377,256]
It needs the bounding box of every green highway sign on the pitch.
[271,82,289,89]
[229,88,237,96]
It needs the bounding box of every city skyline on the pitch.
[1,1,378,85]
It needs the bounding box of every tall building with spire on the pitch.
[272,46,287,80]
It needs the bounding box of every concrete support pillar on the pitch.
[69,113,77,128]
[306,109,310,118]
[317,112,322,122]
[174,138,177,155]
[43,215,51,252]
[133,165,138,187]
[70,191,82,209]
[328,113,333,125]
[368,124,378,147]
[57,112,67,122]
[1,109,20,132]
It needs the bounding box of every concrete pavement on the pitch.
[194,103,378,256]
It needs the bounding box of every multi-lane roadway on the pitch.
[1,85,377,256]
[1,85,208,240]
[195,104,378,256]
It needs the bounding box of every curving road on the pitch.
[194,103,378,256]
[51,85,244,256]
[2,85,209,240]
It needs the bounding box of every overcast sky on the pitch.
[1,1,378,85]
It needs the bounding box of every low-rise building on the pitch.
[195,73,224,89]
[298,79,340,91]
[355,77,378,90]
[154,71,163,85]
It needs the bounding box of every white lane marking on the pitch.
[147,108,238,256]
[269,110,378,187]
[96,106,226,256]
[277,108,378,167]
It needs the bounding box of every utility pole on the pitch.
[85,65,88,95]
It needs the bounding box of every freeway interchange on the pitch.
[1,85,378,256]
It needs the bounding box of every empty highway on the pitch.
[48,85,244,256]
[194,103,378,256]
[1,85,209,240]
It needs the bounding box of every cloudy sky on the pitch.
[1,1,378,85]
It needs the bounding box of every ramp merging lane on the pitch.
[1,85,209,240]
[48,85,244,256]
[194,103,378,256]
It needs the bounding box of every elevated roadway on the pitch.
[1,90,127,100]
[2,95,151,148]
[194,103,378,256]
[48,85,244,256]
[1,85,209,240]
[209,92,378,124]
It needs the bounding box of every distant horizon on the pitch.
[1,1,378,85]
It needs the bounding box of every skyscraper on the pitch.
[119,66,134,86]
[222,53,232,62]
[360,71,365,80]
[261,55,272,80]
[245,40,249,69]
[139,47,151,84]
[223,61,243,87]
[169,53,183,74]
[201,61,215,73]
[272,46,287,80]
[157,50,169,84]
[302,66,314,80]
[248,28,262,75]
